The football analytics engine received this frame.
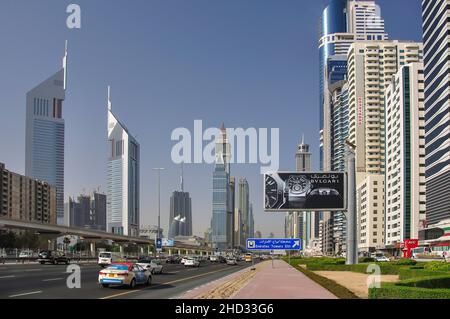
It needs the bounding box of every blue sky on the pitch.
[0,0,422,237]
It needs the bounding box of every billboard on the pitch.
[264,172,346,212]
[162,238,174,247]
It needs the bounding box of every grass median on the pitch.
[283,258,359,299]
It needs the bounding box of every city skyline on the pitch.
[0,0,423,237]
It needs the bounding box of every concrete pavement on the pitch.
[232,259,337,299]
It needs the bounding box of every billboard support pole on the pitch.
[346,142,358,265]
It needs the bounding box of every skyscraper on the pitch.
[422,0,450,225]
[348,41,423,253]
[65,192,107,231]
[385,62,426,248]
[238,178,250,247]
[228,176,236,248]
[107,87,140,236]
[169,165,192,237]
[211,123,231,250]
[319,0,388,255]
[25,42,68,225]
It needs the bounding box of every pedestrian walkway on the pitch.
[232,259,337,299]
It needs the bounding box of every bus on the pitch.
[245,253,253,263]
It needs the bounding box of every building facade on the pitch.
[107,87,140,236]
[25,42,68,225]
[422,0,450,225]
[238,178,250,247]
[169,165,192,238]
[385,63,427,247]
[0,163,57,224]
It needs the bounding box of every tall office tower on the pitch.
[1,163,57,224]
[346,0,388,41]
[227,176,236,248]
[385,63,427,248]
[238,178,250,247]
[65,192,107,231]
[348,41,423,253]
[249,204,254,239]
[25,42,68,225]
[328,55,349,253]
[107,87,140,236]
[422,0,450,225]
[169,165,193,238]
[212,124,231,250]
[234,208,242,248]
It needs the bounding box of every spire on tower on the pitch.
[107,86,112,110]
[63,40,68,90]
[180,163,184,192]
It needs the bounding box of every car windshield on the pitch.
[99,253,111,258]
[138,259,151,263]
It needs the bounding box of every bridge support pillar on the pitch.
[168,249,172,256]
[140,246,144,255]
[90,242,96,258]
[178,249,181,256]
[119,245,124,257]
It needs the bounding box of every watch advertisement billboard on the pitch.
[264,172,346,212]
[162,238,174,247]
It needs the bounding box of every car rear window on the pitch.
[99,253,112,258]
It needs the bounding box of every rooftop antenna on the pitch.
[180,163,184,192]
[63,40,68,90]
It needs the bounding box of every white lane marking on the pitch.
[9,291,42,298]
[42,277,63,282]
[0,275,16,279]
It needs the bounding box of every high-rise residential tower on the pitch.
[107,87,140,236]
[348,41,423,253]
[422,0,450,225]
[385,63,426,248]
[65,192,107,231]
[211,124,232,250]
[169,165,192,237]
[25,42,68,225]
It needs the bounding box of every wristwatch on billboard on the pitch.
[265,174,286,209]
[284,175,311,208]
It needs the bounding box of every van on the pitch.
[98,252,122,267]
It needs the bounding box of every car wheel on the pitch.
[130,278,136,289]
[102,284,109,288]
[66,260,70,265]
[160,269,163,274]
[53,260,58,265]
[40,261,45,265]
[146,276,152,286]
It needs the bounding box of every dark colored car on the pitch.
[165,256,180,264]
[218,256,227,263]
[38,250,70,265]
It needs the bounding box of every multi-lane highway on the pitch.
[0,260,256,299]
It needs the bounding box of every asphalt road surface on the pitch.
[0,260,258,299]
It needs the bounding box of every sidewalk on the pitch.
[232,259,337,299]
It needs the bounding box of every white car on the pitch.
[184,258,200,268]
[209,255,219,262]
[99,263,152,288]
[137,259,164,274]
[226,258,238,265]
[181,256,189,265]
[374,255,390,262]
[19,251,33,258]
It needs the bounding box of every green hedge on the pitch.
[399,268,449,280]
[395,275,450,289]
[369,283,450,299]
[423,261,450,272]
[392,259,417,266]
[306,262,401,275]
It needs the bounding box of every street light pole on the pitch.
[345,140,358,265]
[153,168,165,256]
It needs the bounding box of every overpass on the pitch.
[0,218,213,256]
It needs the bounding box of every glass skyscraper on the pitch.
[211,123,231,250]
[25,42,68,225]
[422,0,450,225]
[107,87,140,237]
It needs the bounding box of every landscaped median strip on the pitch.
[284,259,359,299]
